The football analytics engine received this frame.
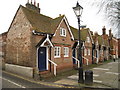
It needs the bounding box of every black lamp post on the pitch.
[73,2,84,83]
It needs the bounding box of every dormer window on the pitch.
[86,37,90,43]
[60,27,66,37]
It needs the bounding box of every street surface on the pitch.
[2,71,53,88]
[55,59,120,89]
[0,59,119,89]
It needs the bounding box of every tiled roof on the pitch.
[21,5,64,34]
[70,26,88,41]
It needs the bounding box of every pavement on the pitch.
[54,59,120,89]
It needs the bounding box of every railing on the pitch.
[48,59,57,76]
[82,56,89,65]
[72,56,80,68]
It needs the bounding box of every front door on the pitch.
[38,47,47,71]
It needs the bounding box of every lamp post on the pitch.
[73,2,84,83]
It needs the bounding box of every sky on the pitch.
[0,0,111,35]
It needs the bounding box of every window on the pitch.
[64,47,69,57]
[86,37,90,43]
[88,49,90,55]
[54,47,61,58]
[60,28,66,37]
[84,49,87,56]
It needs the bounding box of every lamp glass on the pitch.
[73,2,83,17]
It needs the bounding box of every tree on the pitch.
[95,0,120,38]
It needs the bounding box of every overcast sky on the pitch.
[0,0,111,35]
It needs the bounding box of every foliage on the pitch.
[95,0,120,38]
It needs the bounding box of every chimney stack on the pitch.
[102,26,106,35]
[26,0,40,13]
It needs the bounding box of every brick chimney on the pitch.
[102,26,106,35]
[26,0,40,13]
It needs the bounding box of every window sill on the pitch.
[54,56,61,58]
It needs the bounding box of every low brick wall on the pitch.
[5,64,33,78]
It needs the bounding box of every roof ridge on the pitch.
[21,5,53,20]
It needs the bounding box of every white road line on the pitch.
[93,74,99,77]
[93,68,109,71]
[105,72,119,75]
[0,77,26,88]
[93,80,102,83]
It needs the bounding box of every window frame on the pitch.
[88,49,90,55]
[64,47,69,57]
[86,36,90,43]
[60,27,66,37]
[54,46,61,58]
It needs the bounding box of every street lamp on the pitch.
[73,2,84,83]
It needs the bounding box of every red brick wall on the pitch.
[51,19,74,70]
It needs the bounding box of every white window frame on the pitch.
[64,47,69,57]
[60,27,66,37]
[86,37,90,43]
[88,49,90,55]
[84,49,87,56]
[54,47,61,58]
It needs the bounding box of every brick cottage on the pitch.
[1,1,118,78]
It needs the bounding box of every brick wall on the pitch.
[51,19,74,70]
[6,7,33,67]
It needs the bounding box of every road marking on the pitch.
[0,77,26,88]
[106,72,119,75]
[93,68,109,71]
[93,80,102,83]
[93,74,99,77]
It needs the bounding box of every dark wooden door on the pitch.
[38,47,47,71]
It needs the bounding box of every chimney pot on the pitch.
[27,0,29,3]
[31,0,32,4]
[34,0,36,6]
[59,14,61,17]
[37,3,39,8]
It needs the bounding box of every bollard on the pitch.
[85,70,93,85]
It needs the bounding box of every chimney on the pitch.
[26,0,40,13]
[37,3,39,8]
[59,14,61,17]
[109,28,112,36]
[27,0,29,3]
[34,0,36,6]
[102,26,106,35]
[31,0,32,4]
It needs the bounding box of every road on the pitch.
[91,60,120,88]
[1,71,55,89]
